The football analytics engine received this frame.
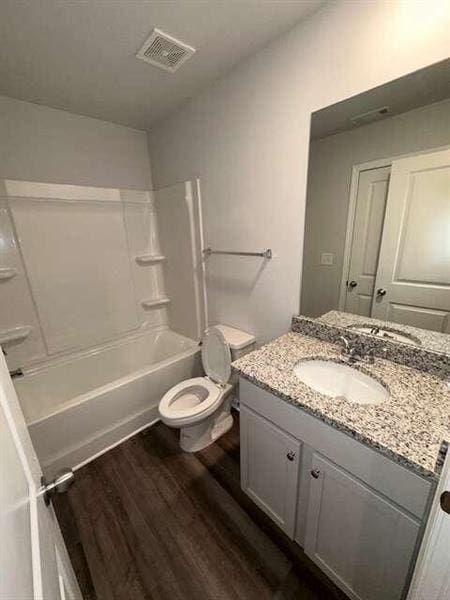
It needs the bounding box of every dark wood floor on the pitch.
[53,414,347,600]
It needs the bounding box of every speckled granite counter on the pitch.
[232,332,450,480]
[319,310,450,356]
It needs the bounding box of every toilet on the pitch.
[159,324,256,452]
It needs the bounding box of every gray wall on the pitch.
[301,99,450,318]
[147,0,449,344]
[0,95,152,189]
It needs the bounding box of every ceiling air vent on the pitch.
[136,28,195,73]
[350,106,390,126]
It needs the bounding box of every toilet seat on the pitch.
[159,376,228,427]
[159,326,234,431]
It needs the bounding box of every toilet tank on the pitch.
[214,324,256,361]
[213,324,255,408]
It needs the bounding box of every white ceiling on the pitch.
[0,0,325,130]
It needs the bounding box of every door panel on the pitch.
[0,352,81,599]
[372,149,450,331]
[305,453,420,600]
[240,407,301,537]
[345,167,390,316]
[0,393,34,600]
[408,453,450,600]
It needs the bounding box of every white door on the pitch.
[372,149,450,331]
[344,167,390,316]
[304,453,420,600]
[0,352,82,600]
[240,407,301,537]
[408,452,450,600]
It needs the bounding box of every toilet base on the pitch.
[179,404,234,452]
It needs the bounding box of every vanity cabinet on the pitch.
[239,379,433,600]
[240,408,301,536]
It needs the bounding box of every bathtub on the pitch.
[14,328,201,476]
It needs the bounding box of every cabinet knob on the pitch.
[286,451,296,462]
[348,280,357,289]
[311,469,320,479]
[376,288,387,297]
[441,491,450,514]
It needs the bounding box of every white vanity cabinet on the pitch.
[239,378,434,600]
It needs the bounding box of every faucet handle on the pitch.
[338,336,350,352]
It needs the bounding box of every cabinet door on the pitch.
[240,407,301,537]
[305,453,420,600]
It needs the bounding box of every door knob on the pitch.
[440,491,450,514]
[41,468,75,505]
[286,451,296,461]
[348,280,357,289]
[311,469,320,479]
[376,288,387,297]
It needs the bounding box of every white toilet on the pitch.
[159,324,255,452]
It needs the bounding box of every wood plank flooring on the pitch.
[53,414,347,600]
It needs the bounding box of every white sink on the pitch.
[293,360,388,405]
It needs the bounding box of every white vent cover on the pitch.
[136,28,195,73]
[351,106,390,126]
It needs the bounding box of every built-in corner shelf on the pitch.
[0,267,18,281]
[0,325,32,345]
[135,254,166,265]
[141,297,171,309]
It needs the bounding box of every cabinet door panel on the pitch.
[240,407,301,537]
[305,453,420,600]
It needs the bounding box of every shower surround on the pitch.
[0,178,206,475]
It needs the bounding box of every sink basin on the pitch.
[293,360,388,405]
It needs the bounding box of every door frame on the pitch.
[337,144,450,312]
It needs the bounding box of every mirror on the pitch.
[300,59,450,354]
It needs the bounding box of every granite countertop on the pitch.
[232,332,450,480]
[318,310,450,356]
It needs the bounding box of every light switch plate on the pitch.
[320,252,334,265]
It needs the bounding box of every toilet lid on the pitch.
[201,326,231,385]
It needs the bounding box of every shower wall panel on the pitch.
[0,180,169,370]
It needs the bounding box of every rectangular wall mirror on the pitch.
[301,59,450,352]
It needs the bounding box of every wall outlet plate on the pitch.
[320,252,334,265]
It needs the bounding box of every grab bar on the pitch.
[203,248,272,259]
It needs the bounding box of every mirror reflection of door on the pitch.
[372,149,450,332]
[344,166,390,316]
[344,148,450,333]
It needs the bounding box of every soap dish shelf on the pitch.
[0,325,33,345]
[135,254,166,265]
[141,297,171,309]
[0,267,18,281]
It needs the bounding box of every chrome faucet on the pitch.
[338,336,381,364]
[338,336,361,363]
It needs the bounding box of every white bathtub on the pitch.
[14,328,201,476]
